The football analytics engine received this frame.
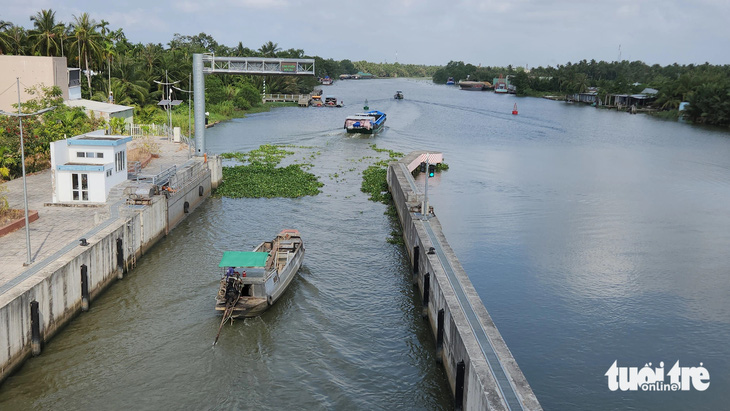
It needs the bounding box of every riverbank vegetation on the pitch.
[216,145,323,198]
[433,60,730,127]
[360,145,405,245]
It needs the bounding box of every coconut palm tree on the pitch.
[258,41,280,57]
[135,43,163,76]
[29,9,66,57]
[0,20,13,54]
[109,54,150,105]
[2,25,28,55]
[70,13,103,98]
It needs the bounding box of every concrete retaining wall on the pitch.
[387,152,541,410]
[0,157,221,384]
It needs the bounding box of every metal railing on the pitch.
[262,94,306,103]
[127,123,170,139]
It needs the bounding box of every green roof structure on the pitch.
[218,251,270,268]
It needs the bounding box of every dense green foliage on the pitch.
[216,145,323,198]
[434,60,730,127]
[0,85,104,179]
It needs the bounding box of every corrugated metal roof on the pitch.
[65,99,133,114]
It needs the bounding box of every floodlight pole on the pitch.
[422,153,429,218]
[17,78,31,265]
[172,76,194,158]
[0,79,56,265]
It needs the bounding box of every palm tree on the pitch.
[258,41,280,57]
[2,24,28,55]
[70,13,103,98]
[108,54,150,105]
[135,43,162,75]
[0,20,12,54]
[29,9,65,57]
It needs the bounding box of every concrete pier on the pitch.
[0,138,222,384]
[388,151,542,410]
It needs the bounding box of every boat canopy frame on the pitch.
[218,251,270,268]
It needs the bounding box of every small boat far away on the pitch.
[344,110,387,134]
[512,103,518,115]
[215,229,305,323]
[459,80,488,91]
[446,77,455,85]
[394,90,404,99]
[309,95,323,107]
[320,76,333,85]
[325,96,343,107]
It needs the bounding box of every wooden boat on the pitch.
[394,90,404,99]
[343,110,386,134]
[215,229,304,319]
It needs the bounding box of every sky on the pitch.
[2,0,730,68]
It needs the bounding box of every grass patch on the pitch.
[216,144,323,198]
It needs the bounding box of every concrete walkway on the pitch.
[0,137,193,295]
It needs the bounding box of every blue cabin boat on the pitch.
[343,110,387,134]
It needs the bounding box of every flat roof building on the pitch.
[50,130,132,204]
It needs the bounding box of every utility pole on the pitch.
[154,71,180,141]
[172,74,193,158]
[0,79,55,265]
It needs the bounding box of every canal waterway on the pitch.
[2,78,729,410]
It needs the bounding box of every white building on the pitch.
[50,130,131,203]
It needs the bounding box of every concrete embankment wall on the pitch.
[0,157,221,384]
[387,152,541,410]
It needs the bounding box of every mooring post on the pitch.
[455,360,466,410]
[413,246,420,285]
[116,238,124,279]
[413,246,420,273]
[422,273,430,318]
[30,300,41,356]
[81,264,89,311]
[436,308,445,359]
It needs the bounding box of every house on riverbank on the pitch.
[50,130,132,203]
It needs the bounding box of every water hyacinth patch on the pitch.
[216,145,323,198]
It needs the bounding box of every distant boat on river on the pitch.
[344,110,387,134]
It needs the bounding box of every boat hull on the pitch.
[345,121,385,134]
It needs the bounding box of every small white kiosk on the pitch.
[50,130,132,203]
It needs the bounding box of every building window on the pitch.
[106,169,112,177]
[76,151,104,158]
[72,173,89,201]
[116,151,126,172]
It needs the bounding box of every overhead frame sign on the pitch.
[281,62,297,73]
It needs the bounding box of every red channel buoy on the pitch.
[512,103,518,115]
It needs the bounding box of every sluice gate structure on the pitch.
[387,151,542,410]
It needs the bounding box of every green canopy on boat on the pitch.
[218,251,269,268]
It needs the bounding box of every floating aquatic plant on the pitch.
[216,145,322,198]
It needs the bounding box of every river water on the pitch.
[2,78,729,410]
